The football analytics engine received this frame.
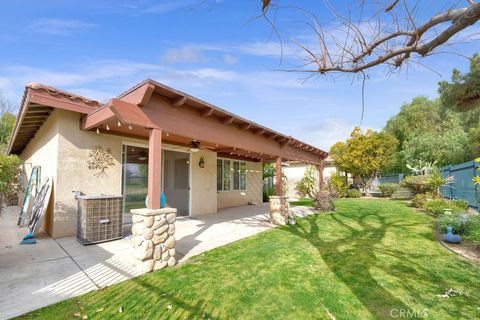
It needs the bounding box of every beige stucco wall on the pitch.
[53,109,148,238]
[19,110,60,235]
[190,149,217,216]
[217,161,262,209]
[284,162,337,198]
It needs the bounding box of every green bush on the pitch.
[452,199,469,211]
[378,183,399,197]
[262,185,275,202]
[295,165,317,198]
[436,214,465,235]
[464,216,480,245]
[346,189,362,198]
[424,198,465,216]
[401,175,436,195]
[0,154,21,214]
[411,192,437,208]
[329,173,348,197]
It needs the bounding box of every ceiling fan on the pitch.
[138,150,148,161]
[189,140,200,153]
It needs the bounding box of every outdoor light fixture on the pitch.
[128,124,133,130]
[199,156,205,168]
[189,140,200,153]
[96,127,100,134]
[117,120,122,127]
[106,124,110,131]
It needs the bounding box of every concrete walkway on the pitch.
[0,204,316,319]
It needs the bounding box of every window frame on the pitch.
[217,157,248,192]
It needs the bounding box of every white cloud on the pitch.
[160,46,208,64]
[143,0,198,14]
[25,19,98,35]
[299,118,382,151]
[223,54,239,65]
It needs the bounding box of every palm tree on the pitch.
[428,167,454,197]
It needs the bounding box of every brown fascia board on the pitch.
[7,88,31,155]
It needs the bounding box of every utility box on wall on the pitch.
[76,195,124,245]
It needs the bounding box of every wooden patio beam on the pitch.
[201,107,214,118]
[275,157,283,196]
[147,128,162,209]
[172,96,187,108]
[222,116,234,125]
[239,123,251,131]
[254,129,265,135]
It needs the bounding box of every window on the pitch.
[217,159,247,191]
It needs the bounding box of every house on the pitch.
[283,156,336,198]
[8,79,328,239]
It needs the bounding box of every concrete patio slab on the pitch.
[175,203,316,262]
[0,203,316,319]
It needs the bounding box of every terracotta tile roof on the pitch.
[27,82,102,108]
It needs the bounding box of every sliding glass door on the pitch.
[122,145,149,215]
[122,145,190,218]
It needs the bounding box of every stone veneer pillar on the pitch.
[269,196,290,225]
[131,207,177,273]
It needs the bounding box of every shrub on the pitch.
[464,216,480,245]
[346,189,362,198]
[436,214,465,235]
[401,175,436,195]
[262,185,275,202]
[411,192,437,208]
[378,183,399,197]
[329,173,348,197]
[315,190,336,211]
[295,165,317,198]
[424,198,465,216]
[452,199,469,211]
[0,154,21,214]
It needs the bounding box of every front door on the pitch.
[162,150,190,216]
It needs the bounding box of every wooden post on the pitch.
[275,157,283,196]
[148,128,162,209]
[317,161,324,191]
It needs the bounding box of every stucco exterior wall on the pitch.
[217,161,262,209]
[190,149,217,216]
[53,109,148,238]
[284,162,337,198]
[284,164,306,198]
[19,110,60,236]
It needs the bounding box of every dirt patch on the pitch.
[438,236,480,264]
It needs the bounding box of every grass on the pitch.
[289,197,315,207]
[18,199,480,319]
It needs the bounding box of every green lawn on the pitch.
[289,197,315,207]
[19,199,480,319]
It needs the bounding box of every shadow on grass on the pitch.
[284,201,453,319]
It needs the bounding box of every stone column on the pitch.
[131,207,177,273]
[269,196,290,225]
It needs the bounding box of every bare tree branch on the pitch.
[260,1,480,75]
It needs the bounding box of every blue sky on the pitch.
[0,1,478,150]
